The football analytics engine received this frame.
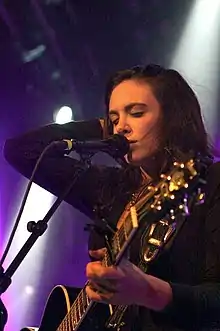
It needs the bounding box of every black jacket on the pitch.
[3,119,220,330]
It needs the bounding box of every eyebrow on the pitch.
[109,102,147,116]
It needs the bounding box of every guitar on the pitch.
[21,156,208,331]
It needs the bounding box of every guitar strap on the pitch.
[104,158,211,330]
[108,194,205,331]
[129,197,207,331]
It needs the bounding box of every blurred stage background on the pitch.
[0,0,220,329]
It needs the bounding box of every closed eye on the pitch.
[130,112,144,117]
[111,118,119,126]
[110,112,143,125]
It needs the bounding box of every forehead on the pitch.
[109,79,155,110]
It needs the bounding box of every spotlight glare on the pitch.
[55,106,73,124]
[171,0,220,136]
[24,285,35,296]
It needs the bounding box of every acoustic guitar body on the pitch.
[20,285,110,331]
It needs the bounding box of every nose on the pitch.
[115,117,131,135]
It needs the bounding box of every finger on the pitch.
[86,261,102,279]
[88,280,118,294]
[119,258,133,267]
[86,262,124,280]
[119,259,139,272]
[86,284,113,303]
[89,248,106,260]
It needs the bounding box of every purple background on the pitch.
[0,0,219,329]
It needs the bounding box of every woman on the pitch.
[4,64,220,330]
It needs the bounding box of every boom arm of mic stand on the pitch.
[0,157,92,331]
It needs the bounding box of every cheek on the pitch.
[136,127,161,154]
[135,126,155,141]
[138,118,161,141]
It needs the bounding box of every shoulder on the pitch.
[207,160,220,176]
[93,164,123,180]
[94,164,140,184]
[206,161,220,188]
[204,161,220,205]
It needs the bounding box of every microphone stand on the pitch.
[0,153,93,331]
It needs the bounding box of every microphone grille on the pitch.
[109,134,130,158]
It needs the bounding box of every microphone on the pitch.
[53,134,130,158]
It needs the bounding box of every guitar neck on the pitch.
[104,206,139,267]
[57,206,139,331]
[58,157,205,330]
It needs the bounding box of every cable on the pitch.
[0,141,59,266]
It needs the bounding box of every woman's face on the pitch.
[109,79,162,166]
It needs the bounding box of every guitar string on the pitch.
[59,163,193,330]
[58,195,176,331]
[61,243,115,329]
[61,191,152,328]
[57,172,178,330]
[59,200,152,330]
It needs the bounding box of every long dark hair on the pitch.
[104,64,212,161]
[97,64,213,212]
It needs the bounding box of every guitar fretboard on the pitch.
[57,158,201,331]
[57,206,138,331]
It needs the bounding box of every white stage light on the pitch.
[24,285,35,296]
[3,183,55,330]
[55,106,73,124]
[170,0,220,136]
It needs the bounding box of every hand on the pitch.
[89,248,106,260]
[85,259,172,311]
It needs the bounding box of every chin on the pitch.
[125,152,147,167]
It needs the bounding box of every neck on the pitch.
[139,151,169,183]
[140,166,152,183]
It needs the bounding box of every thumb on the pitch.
[89,248,106,260]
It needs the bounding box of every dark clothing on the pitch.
[3,119,220,330]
